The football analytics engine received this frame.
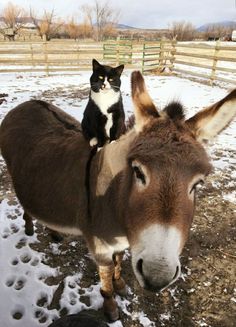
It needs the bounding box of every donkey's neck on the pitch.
[95,129,137,196]
[88,129,136,251]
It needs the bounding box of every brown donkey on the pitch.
[0,72,235,321]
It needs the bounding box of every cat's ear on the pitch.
[115,64,124,76]
[92,59,101,71]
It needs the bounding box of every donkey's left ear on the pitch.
[186,89,236,143]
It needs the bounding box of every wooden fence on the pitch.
[0,40,235,85]
[173,41,236,85]
[0,41,104,74]
[0,39,175,75]
[103,40,176,73]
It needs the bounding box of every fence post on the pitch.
[43,42,49,76]
[116,41,119,66]
[170,39,177,73]
[159,38,164,71]
[141,43,145,73]
[29,42,35,67]
[129,42,133,65]
[210,40,220,85]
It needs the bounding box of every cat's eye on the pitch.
[99,76,104,80]
[108,78,113,82]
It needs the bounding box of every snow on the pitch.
[0,199,59,326]
[0,70,235,326]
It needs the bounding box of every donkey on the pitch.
[0,71,235,321]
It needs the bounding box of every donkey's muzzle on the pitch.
[136,258,181,292]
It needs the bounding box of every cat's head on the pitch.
[90,59,124,93]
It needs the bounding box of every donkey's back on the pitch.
[0,100,90,234]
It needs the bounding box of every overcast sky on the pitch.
[0,0,236,29]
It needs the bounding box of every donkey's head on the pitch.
[124,71,236,292]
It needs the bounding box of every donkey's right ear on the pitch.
[92,59,101,71]
[131,71,159,132]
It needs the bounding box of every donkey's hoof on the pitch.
[49,230,63,243]
[25,227,34,236]
[103,297,119,322]
[113,277,127,297]
[105,307,119,322]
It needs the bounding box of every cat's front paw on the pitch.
[90,137,98,147]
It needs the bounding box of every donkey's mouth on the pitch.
[142,265,181,293]
[133,255,181,293]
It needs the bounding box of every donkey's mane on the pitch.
[125,101,185,133]
[163,102,185,121]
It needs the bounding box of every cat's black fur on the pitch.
[81,59,125,147]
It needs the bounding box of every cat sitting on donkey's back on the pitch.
[82,59,125,148]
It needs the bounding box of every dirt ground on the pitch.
[0,88,235,327]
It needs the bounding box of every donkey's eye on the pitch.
[190,179,204,194]
[133,165,146,185]
[99,76,104,80]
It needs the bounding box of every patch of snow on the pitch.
[223,191,236,204]
[0,199,59,327]
[49,243,61,255]
[160,312,171,321]
[132,311,155,327]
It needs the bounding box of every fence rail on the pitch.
[173,41,236,85]
[0,40,235,85]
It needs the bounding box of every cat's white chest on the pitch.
[91,89,120,114]
[91,89,120,136]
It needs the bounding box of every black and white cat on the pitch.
[82,59,125,147]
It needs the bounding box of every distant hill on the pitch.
[197,21,236,31]
[115,23,137,30]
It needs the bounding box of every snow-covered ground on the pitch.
[0,71,235,327]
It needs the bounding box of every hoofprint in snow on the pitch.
[0,71,235,327]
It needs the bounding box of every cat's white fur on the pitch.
[91,78,120,137]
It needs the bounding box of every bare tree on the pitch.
[65,17,92,40]
[82,0,120,41]
[77,19,93,39]
[30,8,64,41]
[203,23,236,41]
[169,21,196,41]
[0,2,26,40]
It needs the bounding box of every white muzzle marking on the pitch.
[131,224,182,291]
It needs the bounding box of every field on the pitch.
[0,70,235,327]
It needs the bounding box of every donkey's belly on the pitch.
[37,219,83,236]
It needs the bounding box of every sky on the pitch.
[0,0,236,29]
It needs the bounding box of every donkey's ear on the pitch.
[131,71,159,131]
[186,89,236,143]
[92,59,101,71]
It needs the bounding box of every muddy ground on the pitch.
[0,88,235,327]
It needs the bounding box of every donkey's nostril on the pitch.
[136,259,143,276]
[173,265,180,280]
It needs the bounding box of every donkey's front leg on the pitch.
[113,252,127,296]
[99,265,119,321]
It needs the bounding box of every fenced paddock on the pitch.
[174,41,236,85]
[0,39,236,85]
